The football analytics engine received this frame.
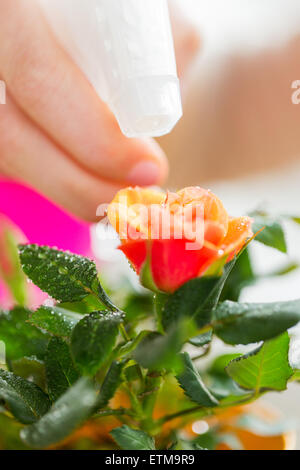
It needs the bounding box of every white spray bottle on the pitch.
[38,0,182,138]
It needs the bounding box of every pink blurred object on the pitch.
[0,178,92,256]
[0,178,92,309]
[0,280,13,310]
[0,279,45,311]
[0,212,47,309]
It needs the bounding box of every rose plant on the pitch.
[0,186,299,450]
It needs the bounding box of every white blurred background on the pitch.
[177,0,300,56]
[175,0,300,448]
[93,0,300,448]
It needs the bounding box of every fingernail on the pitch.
[128,161,161,186]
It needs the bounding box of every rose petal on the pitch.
[119,240,147,273]
[108,187,165,241]
[176,187,228,244]
[108,187,252,293]
[120,238,219,293]
[151,239,219,292]
[222,217,253,258]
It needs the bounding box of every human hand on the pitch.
[0,0,199,221]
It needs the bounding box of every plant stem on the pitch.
[142,373,162,419]
[157,405,211,426]
[119,323,130,342]
[96,407,132,418]
[123,383,144,419]
[154,293,169,334]
[157,394,256,426]
[192,344,211,361]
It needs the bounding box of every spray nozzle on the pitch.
[39,0,182,138]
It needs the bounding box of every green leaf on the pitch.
[177,352,219,407]
[161,258,240,348]
[172,439,196,450]
[226,333,293,393]
[19,244,118,311]
[20,377,97,448]
[123,362,141,382]
[266,262,300,278]
[0,307,49,360]
[220,249,255,302]
[30,306,82,338]
[0,369,51,424]
[140,256,159,292]
[45,337,80,402]
[133,320,195,372]
[213,299,300,344]
[162,257,239,334]
[123,292,154,323]
[209,354,242,376]
[203,255,228,277]
[96,361,125,410]
[192,431,219,450]
[198,258,241,323]
[162,277,219,331]
[207,354,251,399]
[251,214,287,253]
[189,331,212,347]
[70,311,122,376]
[110,425,155,450]
[11,357,46,390]
[59,294,107,314]
[133,332,180,372]
[193,444,209,451]
[289,215,300,225]
[290,369,300,382]
[115,331,150,359]
[207,378,244,401]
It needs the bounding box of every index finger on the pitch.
[0,0,168,186]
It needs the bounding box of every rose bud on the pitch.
[107,187,253,293]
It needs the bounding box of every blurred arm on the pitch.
[160,35,300,186]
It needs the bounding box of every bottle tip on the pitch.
[110,76,183,138]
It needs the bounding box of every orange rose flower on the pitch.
[107,186,252,293]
